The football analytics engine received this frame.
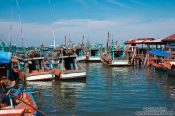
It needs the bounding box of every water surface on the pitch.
[28,63,175,116]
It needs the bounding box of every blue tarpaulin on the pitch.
[149,49,171,57]
[0,51,12,64]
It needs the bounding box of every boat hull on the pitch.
[0,91,37,116]
[155,67,167,72]
[110,60,130,66]
[77,56,86,62]
[101,58,130,66]
[60,71,86,80]
[87,57,101,62]
[26,73,54,81]
[167,69,175,77]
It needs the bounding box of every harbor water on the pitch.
[28,63,175,116]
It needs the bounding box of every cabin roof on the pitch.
[162,33,175,42]
[149,49,171,57]
[25,57,45,61]
[124,38,155,44]
[60,55,76,59]
[111,49,124,52]
[143,38,163,44]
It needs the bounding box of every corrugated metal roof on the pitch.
[124,38,155,44]
[162,33,175,42]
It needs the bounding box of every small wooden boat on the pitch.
[149,49,172,72]
[0,85,37,116]
[25,57,54,81]
[0,51,37,115]
[54,55,86,80]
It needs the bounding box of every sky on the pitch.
[0,0,175,46]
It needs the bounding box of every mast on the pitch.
[16,0,24,53]
[53,27,56,49]
[107,32,110,53]
[9,0,14,52]
[82,35,84,46]
[65,36,67,47]
[49,0,56,49]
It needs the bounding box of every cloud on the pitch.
[75,0,89,8]
[0,18,175,46]
[107,0,128,8]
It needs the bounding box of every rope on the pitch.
[10,93,48,116]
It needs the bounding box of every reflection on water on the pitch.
[28,63,175,116]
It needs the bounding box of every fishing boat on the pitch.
[86,44,102,62]
[75,45,86,62]
[25,50,54,81]
[101,44,130,66]
[149,49,172,72]
[52,47,86,80]
[57,55,86,80]
[0,51,37,115]
[0,85,38,116]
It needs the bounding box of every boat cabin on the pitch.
[75,48,83,57]
[90,49,99,57]
[27,57,51,73]
[59,56,78,70]
[111,50,125,60]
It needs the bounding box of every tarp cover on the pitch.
[149,49,171,57]
[0,51,12,64]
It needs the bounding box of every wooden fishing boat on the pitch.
[149,49,172,72]
[101,50,130,66]
[0,85,37,116]
[101,44,130,67]
[54,55,86,80]
[149,60,170,72]
[25,57,54,81]
[86,44,102,62]
[0,51,37,115]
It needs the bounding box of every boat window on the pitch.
[64,57,76,70]
[35,60,41,70]
[76,49,82,56]
[111,51,124,58]
[28,61,36,72]
[91,50,98,56]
